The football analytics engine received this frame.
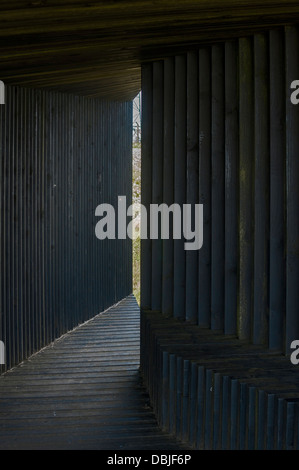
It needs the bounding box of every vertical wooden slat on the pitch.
[224,40,238,335]
[230,378,239,449]
[189,361,198,446]
[44,90,51,346]
[0,91,4,374]
[162,350,169,431]
[37,89,43,350]
[185,51,199,323]
[211,44,225,331]
[48,91,55,343]
[196,365,205,449]
[11,86,17,367]
[238,37,254,341]
[257,389,266,449]
[221,375,231,449]
[239,382,248,449]
[162,58,175,316]
[204,368,213,449]
[40,90,46,347]
[182,359,190,442]
[266,393,276,449]
[212,372,222,449]
[3,93,8,368]
[176,355,183,438]
[27,87,33,359]
[151,61,163,311]
[54,93,60,333]
[169,353,176,435]
[277,398,286,449]
[16,86,23,364]
[269,29,286,352]
[285,26,299,354]
[248,386,257,449]
[128,101,133,296]
[173,55,186,320]
[253,33,270,346]
[198,47,211,328]
[55,91,61,336]
[101,99,107,311]
[286,402,295,450]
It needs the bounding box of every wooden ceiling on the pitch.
[1,1,299,101]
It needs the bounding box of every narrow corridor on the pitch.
[0,296,184,450]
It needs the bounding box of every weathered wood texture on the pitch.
[162,58,175,316]
[269,29,285,351]
[224,40,238,335]
[0,296,186,450]
[2,2,299,99]
[141,24,299,352]
[198,47,211,328]
[238,36,254,342]
[0,85,132,374]
[140,24,299,447]
[285,26,299,354]
[185,52,199,322]
[141,308,299,450]
[140,64,152,311]
[173,55,187,319]
[151,62,163,312]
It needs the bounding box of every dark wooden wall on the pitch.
[140,24,299,449]
[141,24,299,354]
[0,85,132,373]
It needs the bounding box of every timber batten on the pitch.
[1,1,299,451]
[140,24,299,449]
[141,309,298,450]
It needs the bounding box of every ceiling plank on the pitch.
[1,1,298,99]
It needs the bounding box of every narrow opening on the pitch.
[132,92,141,305]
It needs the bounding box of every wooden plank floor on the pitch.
[0,295,185,450]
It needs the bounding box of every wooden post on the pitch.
[285,26,299,354]
[211,44,225,331]
[269,29,285,352]
[253,33,270,346]
[238,37,254,342]
[162,58,175,316]
[151,61,163,311]
[141,64,153,310]
[224,41,238,335]
[185,51,199,323]
[198,48,211,327]
[173,55,187,320]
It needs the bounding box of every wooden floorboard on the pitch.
[0,295,186,450]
